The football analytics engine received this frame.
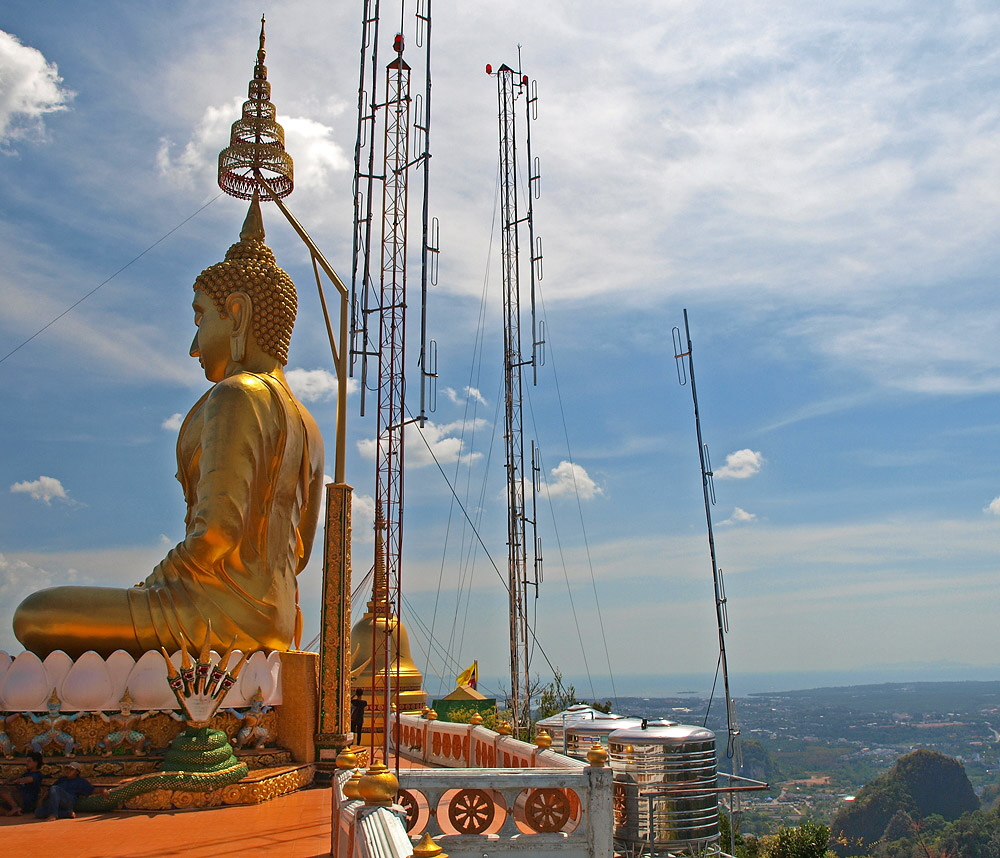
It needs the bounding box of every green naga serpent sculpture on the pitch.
[79,625,251,811]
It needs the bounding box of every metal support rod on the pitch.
[254,171,349,485]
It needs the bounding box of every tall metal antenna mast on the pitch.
[487,58,545,734]
[350,0,438,766]
[673,309,741,761]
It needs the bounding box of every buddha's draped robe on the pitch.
[128,370,324,653]
[13,369,323,658]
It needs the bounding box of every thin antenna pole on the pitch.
[351,0,383,416]
[416,0,434,426]
[675,309,739,758]
[491,61,539,735]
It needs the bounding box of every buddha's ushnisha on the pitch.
[14,199,324,658]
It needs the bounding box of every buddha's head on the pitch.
[192,197,297,369]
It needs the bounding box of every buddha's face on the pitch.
[191,290,232,382]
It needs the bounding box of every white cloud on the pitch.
[281,115,350,187]
[543,460,601,500]
[357,418,486,468]
[984,497,1000,516]
[285,367,357,402]
[0,554,64,653]
[714,449,764,480]
[0,30,73,145]
[720,507,757,526]
[443,386,488,407]
[794,311,1000,396]
[0,546,163,654]
[157,99,347,193]
[352,492,376,546]
[156,97,243,190]
[162,412,183,431]
[10,475,69,505]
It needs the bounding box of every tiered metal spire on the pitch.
[218,16,294,200]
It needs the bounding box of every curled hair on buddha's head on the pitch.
[193,197,297,365]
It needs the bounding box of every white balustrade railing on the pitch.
[330,713,614,858]
[395,766,614,858]
[394,712,585,770]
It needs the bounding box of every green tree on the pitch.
[759,821,832,858]
[534,669,579,721]
[935,806,1000,858]
[444,705,507,731]
[720,809,763,858]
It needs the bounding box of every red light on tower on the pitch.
[393,33,404,54]
[486,63,492,75]
[522,75,528,85]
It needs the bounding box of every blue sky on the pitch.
[2,0,999,701]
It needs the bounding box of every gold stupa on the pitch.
[350,513,426,742]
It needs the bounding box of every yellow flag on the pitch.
[456,660,478,688]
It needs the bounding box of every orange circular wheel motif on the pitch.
[397,789,419,832]
[447,788,496,834]
[525,788,571,833]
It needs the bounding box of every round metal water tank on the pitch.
[565,715,645,760]
[536,703,640,759]
[608,722,719,855]
[535,704,604,748]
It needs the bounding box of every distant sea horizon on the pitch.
[448,663,1000,702]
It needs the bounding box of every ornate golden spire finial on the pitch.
[367,505,391,617]
[218,17,294,201]
[256,15,267,79]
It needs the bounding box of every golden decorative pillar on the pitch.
[316,481,354,759]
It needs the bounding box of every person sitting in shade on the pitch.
[34,762,105,820]
[0,751,44,816]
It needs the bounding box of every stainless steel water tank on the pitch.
[536,705,642,754]
[565,715,646,760]
[608,722,719,855]
[535,704,603,748]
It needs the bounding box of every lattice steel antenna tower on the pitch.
[350,1,438,764]
[487,59,545,733]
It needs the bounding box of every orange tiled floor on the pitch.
[0,785,333,858]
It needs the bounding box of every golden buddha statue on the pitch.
[13,199,324,659]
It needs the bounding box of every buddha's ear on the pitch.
[225,291,253,363]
